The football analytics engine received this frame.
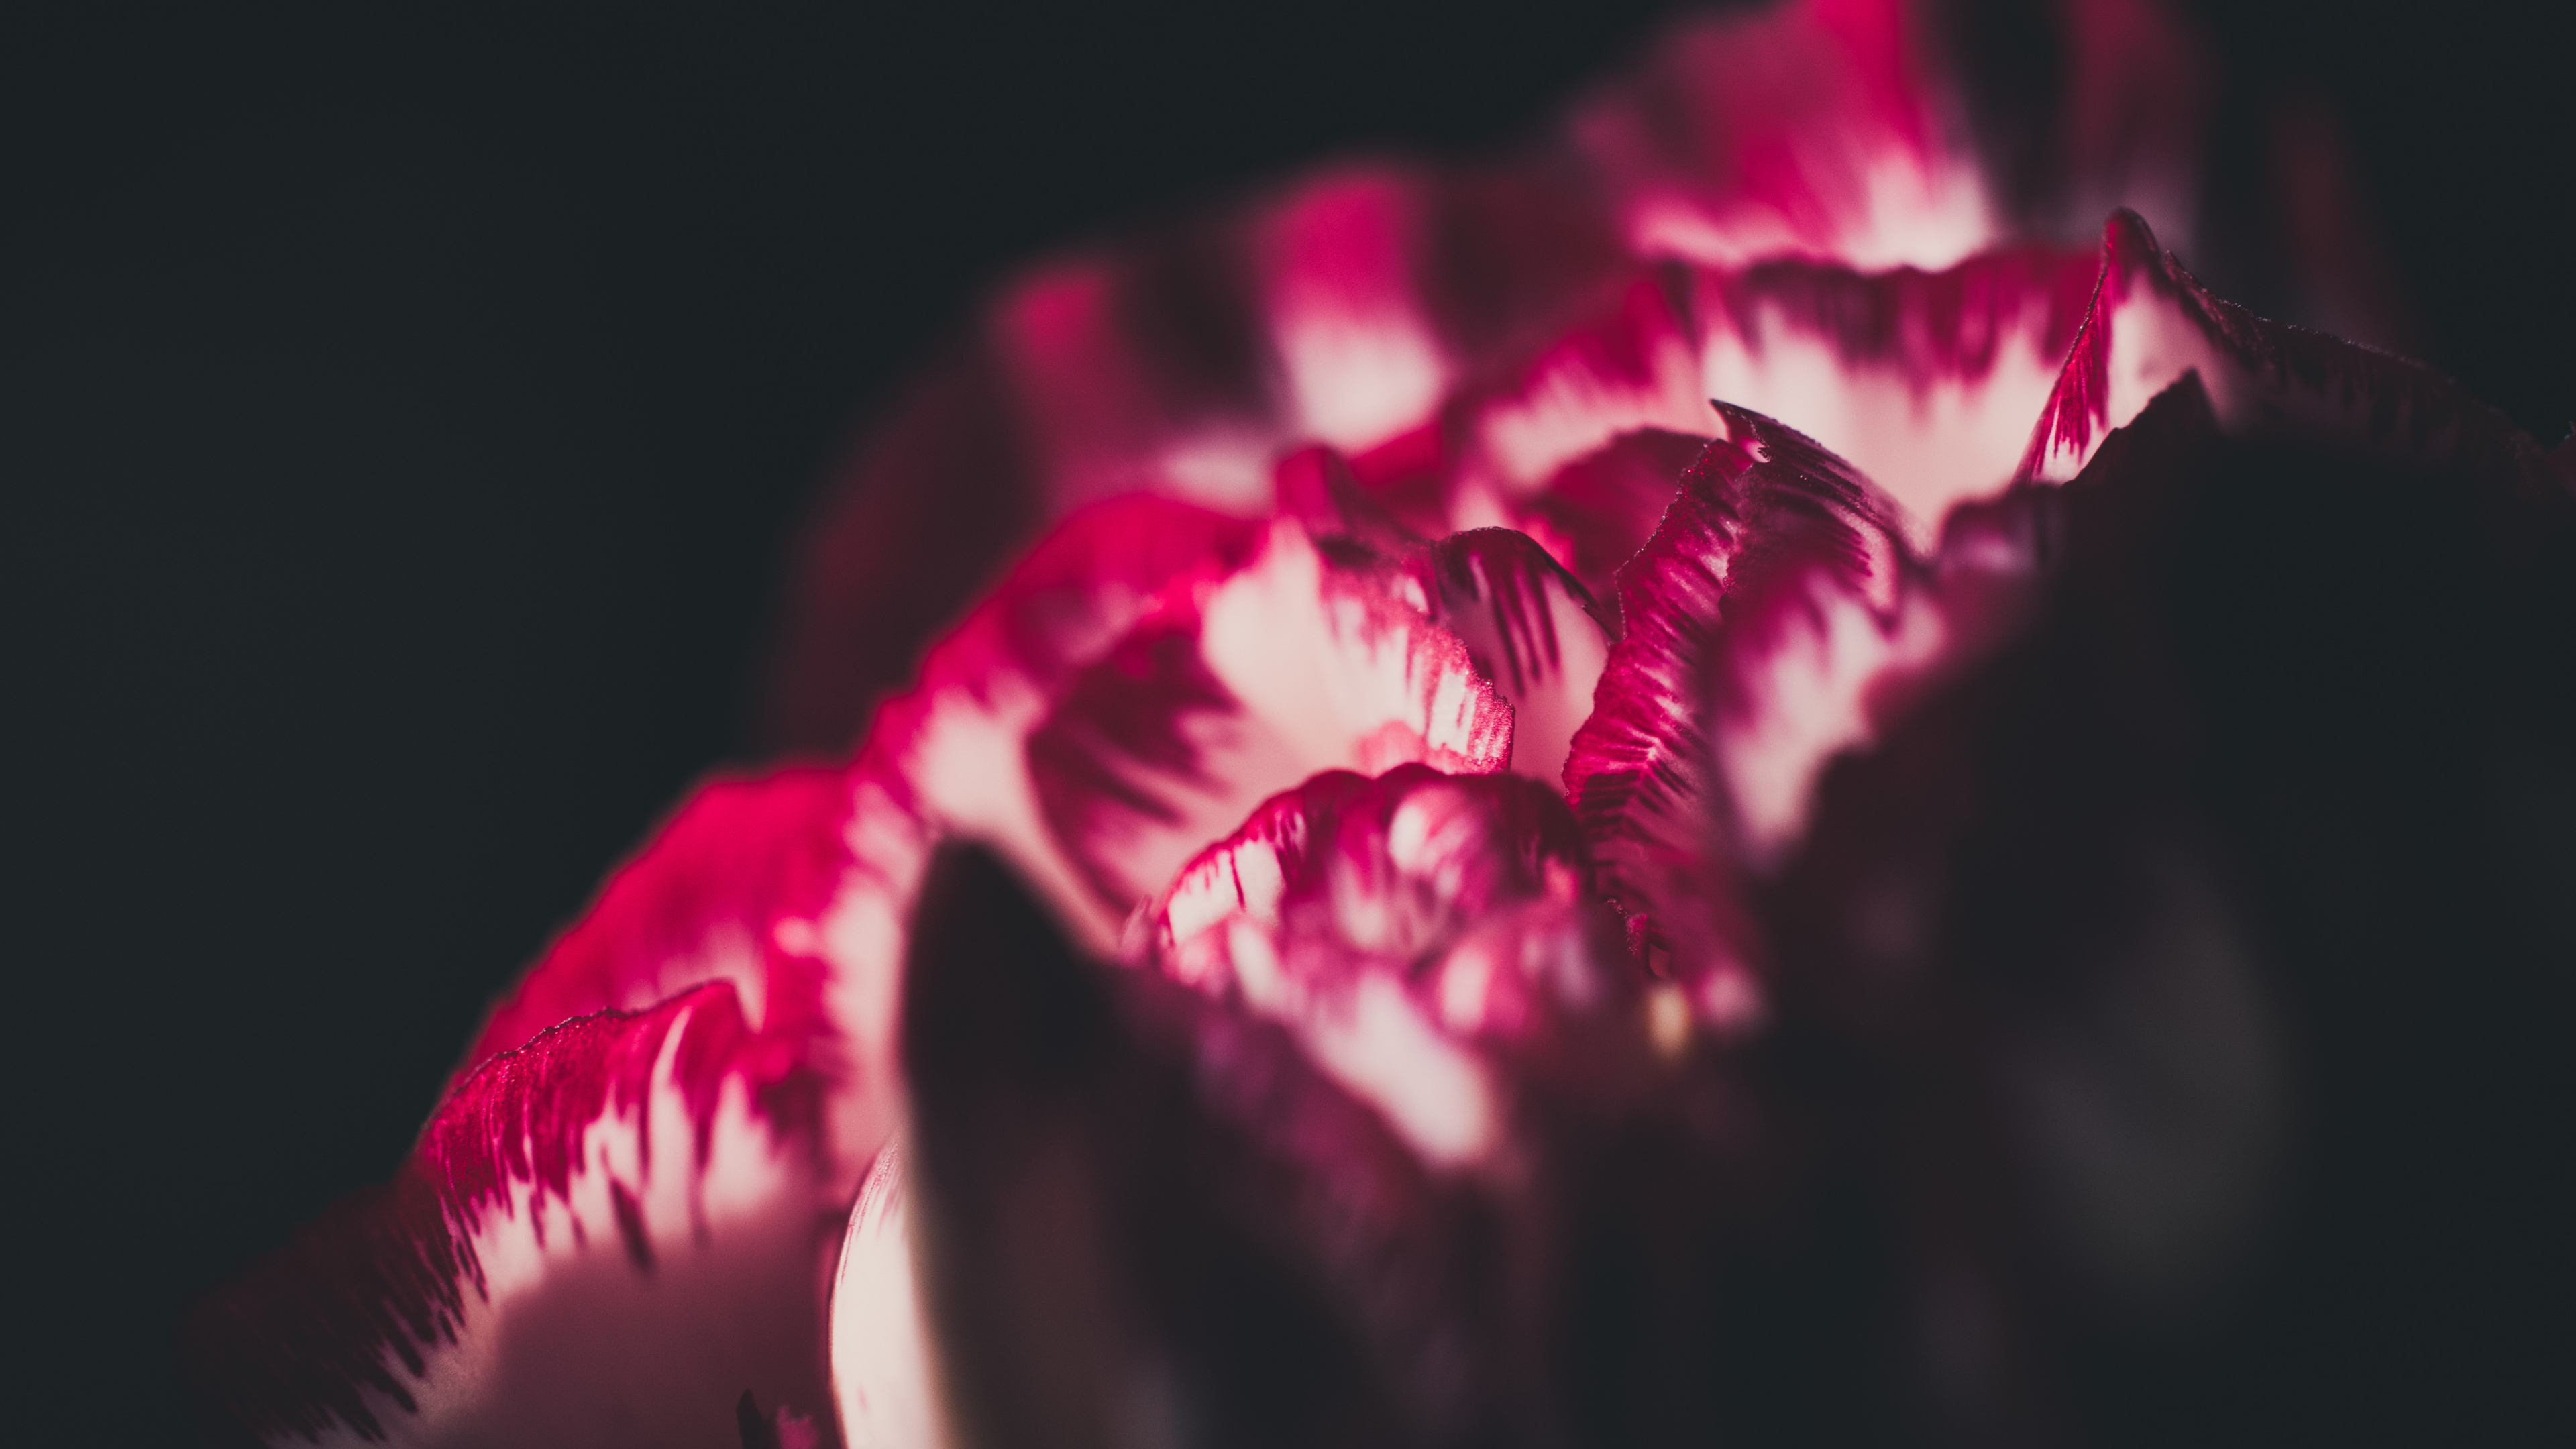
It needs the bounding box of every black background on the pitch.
[6,1,2568,1441]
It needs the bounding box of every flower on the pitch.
[190,2,2575,1446]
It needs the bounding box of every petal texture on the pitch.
[458,765,922,1197]
[1028,518,1516,918]
[2018,210,2553,488]
[1562,406,1907,1022]
[193,987,837,1448]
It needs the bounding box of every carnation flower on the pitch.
[191,2,2574,1446]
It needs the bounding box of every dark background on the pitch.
[5,1,2567,1441]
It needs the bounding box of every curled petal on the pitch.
[1028,518,1515,916]
[1138,766,1595,991]
[828,1142,945,1449]
[1562,406,1907,1020]
[191,987,838,1448]
[1408,529,1615,790]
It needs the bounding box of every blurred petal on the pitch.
[1028,517,1515,915]
[1688,244,2098,546]
[191,987,838,1448]
[894,844,1676,1449]
[828,1142,945,1449]
[1570,0,2210,269]
[1570,0,2001,270]
[767,343,1038,755]
[1462,268,1713,514]
[1520,427,1717,612]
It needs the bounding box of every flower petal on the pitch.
[827,1140,945,1449]
[455,765,922,1197]
[1570,0,2001,270]
[2018,209,2553,488]
[884,844,1680,1449]
[191,985,839,1448]
[1560,405,1908,1020]
[1570,0,2210,270]
[1519,427,1716,613]
[1734,371,2576,1438]
[1134,765,1621,1050]
[1686,245,2098,547]
[1407,528,1615,790]
[1465,244,2100,554]
[864,493,1265,948]
[1027,517,1515,916]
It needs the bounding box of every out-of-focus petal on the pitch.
[1686,246,2098,545]
[1570,0,2208,270]
[767,343,1039,756]
[828,1141,945,1449]
[1027,518,1515,917]
[191,987,839,1448]
[889,844,1688,1449]
[1733,368,2576,1438]
[1520,427,1715,613]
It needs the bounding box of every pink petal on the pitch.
[1135,765,1615,1038]
[1569,0,2002,270]
[458,763,923,1203]
[860,494,1265,949]
[2019,210,2548,488]
[1027,517,1515,916]
[1686,244,2098,547]
[1464,244,2100,555]
[1253,166,1456,454]
[191,986,839,1448]
[1570,0,2210,270]
[1459,268,1712,512]
[1519,426,1717,613]
[1256,449,1615,790]
[1561,406,1908,1021]
[1407,528,1614,790]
